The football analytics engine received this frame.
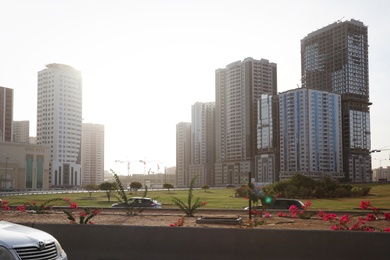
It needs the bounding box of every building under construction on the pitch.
[301,19,371,182]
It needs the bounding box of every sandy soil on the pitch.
[1,209,390,231]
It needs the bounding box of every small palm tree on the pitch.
[171,175,206,217]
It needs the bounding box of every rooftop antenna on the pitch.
[337,16,345,23]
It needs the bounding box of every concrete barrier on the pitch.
[30,224,389,260]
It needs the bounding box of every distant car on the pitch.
[225,184,236,188]
[245,198,304,210]
[0,220,68,260]
[111,197,162,208]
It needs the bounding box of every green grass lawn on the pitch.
[1,184,390,211]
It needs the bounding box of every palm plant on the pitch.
[112,170,148,215]
[171,175,206,217]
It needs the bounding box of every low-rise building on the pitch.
[0,141,50,191]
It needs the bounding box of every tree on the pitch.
[163,183,174,193]
[130,182,142,194]
[99,181,117,202]
[84,184,98,198]
[201,184,209,192]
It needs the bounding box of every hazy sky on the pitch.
[1,0,389,174]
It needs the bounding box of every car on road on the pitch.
[0,220,68,260]
[111,197,162,208]
[245,198,304,210]
[225,184,236,188]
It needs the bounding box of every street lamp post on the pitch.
[2,157,9,190]
[248,171,252,220]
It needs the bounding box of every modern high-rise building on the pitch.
[279,88,343,180]
[0,86,13,142]
[176,122,191,187]
[215,58,277,186]
[256,94,279,183]
[12,120,29,143]
[301,19,371,182]
[189,102,215,186]
[37,63,82,187]
[81,123,105,186]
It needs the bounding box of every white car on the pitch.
[112,197,162,208]
[0,221,67,260]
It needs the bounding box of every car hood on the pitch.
[0,221,54,248]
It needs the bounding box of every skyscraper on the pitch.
[0,86,13,142]
[189,102,215,186]
[82,123,105,185]
[12,120,29,143]
[301,19,371,182]
[279,88,343,180]
[176,122,191,187]
[37,64,82,187]
[256,94,279,183]
[215,58,277,185]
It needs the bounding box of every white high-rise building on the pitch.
[82,123,105,185]
[176,122,191,187]
[215,58,277,186]
[189,102,215,186]
[37,64,82,187]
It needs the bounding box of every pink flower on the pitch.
[371,206,379,213]
[64,198,71,203]
[365,214,377,221]
[317,211,325,218]
[360,201,371,210]
[322,213,337,221]
[303,201,312,210]
[264,212,271,218]
[201,201,207,206]
[70,202,78,209]
[383,228,390,232]
[339,214,351,225]
[289,205,298,217]
[384,212,390,221]
[330,225,345,230]
[16,205,26,212]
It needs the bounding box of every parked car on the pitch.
[111,197,162,208]
[0,220,68,260]
[225,184,236,188]
[245,198,304,210]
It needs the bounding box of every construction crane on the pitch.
[115,159,135,176]
[139,159,164,175]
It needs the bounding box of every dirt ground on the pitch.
[1,210,390,231]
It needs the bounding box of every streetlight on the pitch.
[2,157,9,190]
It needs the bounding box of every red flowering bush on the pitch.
[62,198,101,224]
[169,217,185,227]
[277,201,315,219]
[10,198,66,214]
[320,201,390,232]
[0,199,10,211]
